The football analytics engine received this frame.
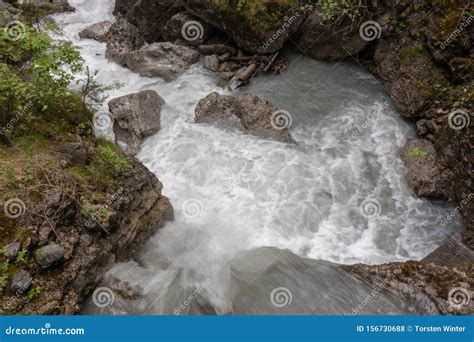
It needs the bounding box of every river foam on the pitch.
[54,0,462,315]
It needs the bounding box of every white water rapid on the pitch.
[54,0,461,315]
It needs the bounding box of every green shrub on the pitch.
[97,142,132,174]
[0,18,83,139]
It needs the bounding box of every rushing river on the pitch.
[54,0,461,315]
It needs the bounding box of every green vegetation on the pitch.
[0,20,83,142]
[408,148,428,158]
[316,0,362,23]
[27,286,43,301]
[0,275,7,294]
[97,142,132,174]
[15,249,28,265]
[0,5,134,267]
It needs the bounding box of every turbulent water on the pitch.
[55,0,461,315]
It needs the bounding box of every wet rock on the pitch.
[422,240,474,266]
[235,64,257,82]
[203,55,220,72]
[114,0,184,43]
[198,44,236,56]
[195,92,295,144]
[3,242,21,261]
[162,12,211,46]
[297,7,370,61]
[400,139,448,199]
[109,90,165,155]
[106,19,144,66]
[35,244,65,269]
[124,42,199,81]
[79,21,112,42]
[110,278,144,300]
[217,72,234,88]
[10,270,32,293]
[374,39,450,118]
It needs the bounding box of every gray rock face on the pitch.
[422,239,474,265]
[109,90,165,155]
[113,0,184,43]
[79,21,112,42]
[106,19,144,66]
[161,12,211,46]
[124,42,200,81]
[184,0,304,54]
[10,270,32,293]
[297,9,369,61]
[3,242,21,261]
[195,92,295,144]
[35,244,65,269]
[401,139,448,199]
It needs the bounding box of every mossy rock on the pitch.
[185,0,304,53]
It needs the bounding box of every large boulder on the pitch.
[105,19,144,66]
[20,0,74,13]
[79,21,112,42]
[184,0,305,53]
[195,92,295,143]
[109,90,165,155]
[161,12,212,46]
[400,139,449,199]
[124,42,200,81]
[113,0,185,42]
[373,38,450,118]
[296,6,371,61]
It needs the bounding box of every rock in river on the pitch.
[109,90,165,155]
[124,42,200,81]
[195,92,295,144]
